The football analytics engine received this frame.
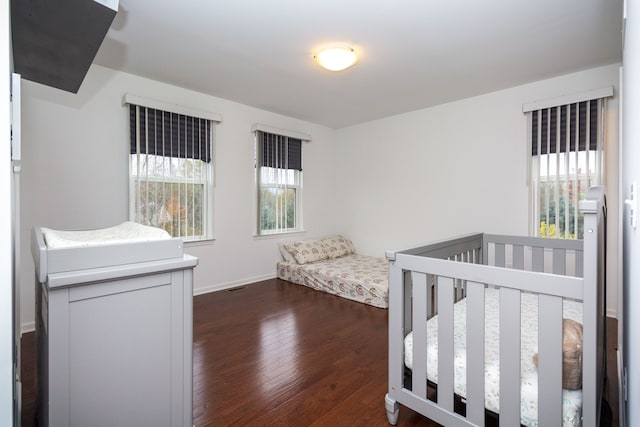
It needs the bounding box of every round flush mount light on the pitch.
[314,47,358,71]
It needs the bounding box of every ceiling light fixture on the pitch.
[314,47,358,71]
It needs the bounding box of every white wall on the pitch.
[335,64,621,316]
[19,62,623,333]
[622,0,640,423]
[19,64,337,330]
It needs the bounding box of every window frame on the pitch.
[257,170,302,235]
[253,125,310,236]
[531,156,598,239]
[525,90,610,239]
[129,154,214,242]
[126,97,220,242]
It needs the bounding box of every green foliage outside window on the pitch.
[538,183,586,239]
[260,188,296,231]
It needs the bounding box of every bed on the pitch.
[277,235,389,308]
[385,186,607,427]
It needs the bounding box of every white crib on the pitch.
[385,186,607,427]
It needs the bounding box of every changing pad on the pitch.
[33,222,185,287]
[41,222,171,248]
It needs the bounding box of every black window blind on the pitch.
[531,100,599,156]
[130,105,212,163]
[258,131,302,171]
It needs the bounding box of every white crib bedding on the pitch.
[404,287,583,427]
[277,254,388,308]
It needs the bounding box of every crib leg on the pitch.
[385,393,399,425]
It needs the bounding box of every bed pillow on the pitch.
[321,235,356,258]
[533,318,583,390]
[283,239,330,265]
[278,243,296,263]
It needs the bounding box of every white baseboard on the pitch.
[193,273,277,296]
[607,308,618,319]
[21,321,35,335]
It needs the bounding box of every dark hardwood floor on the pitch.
[20,278,618,426]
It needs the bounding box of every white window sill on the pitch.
[184,238,216,248]
[253,230,307,240]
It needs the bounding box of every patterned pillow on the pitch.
[283,239,330,264]
[321,235,356,258]
[278,243,296,263]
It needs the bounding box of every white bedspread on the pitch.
[42,222,171,248]
[404,287,583,427]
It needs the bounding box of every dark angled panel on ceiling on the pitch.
[11,0,118,93]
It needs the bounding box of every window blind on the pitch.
[528,97,606,239]
[258,131,302,171]
[255,130,303,234]
[130,105,211,163]
[530,101,598,155]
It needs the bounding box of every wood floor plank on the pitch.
[20,278,618,426]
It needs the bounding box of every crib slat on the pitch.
[538,295,563,425]
[404,271,412,332]
[466,282,485,426]
[456,253,462,301]
[453,254,462,301]
[513,245,524,270]
[411,271,428,400]
[482,239,489,265]
[460,252,468,298]
[426,274,434,319]
[553,248,566,275]
[575,248,584,277]
[434,277,439,315]
[499,288,521,426]
[532,246,544,272]
[495,243,505,267]
[388,262,405,402]
[437,276,455,411]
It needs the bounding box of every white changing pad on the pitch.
[404,287,583,427]
[41,222,171,248]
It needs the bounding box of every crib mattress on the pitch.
[277,254,388,308]
[404,287,583,427]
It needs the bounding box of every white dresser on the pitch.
[31,224,197,427]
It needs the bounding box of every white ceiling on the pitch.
[94,0,623,129]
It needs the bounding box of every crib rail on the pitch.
[483,234,584,277]
[385,186,607,427]
[387,234,484,320]
[386,233,483,263]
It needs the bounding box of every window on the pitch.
[254,128,306,235]
[526,92,609,239]
[129,102,217,242]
